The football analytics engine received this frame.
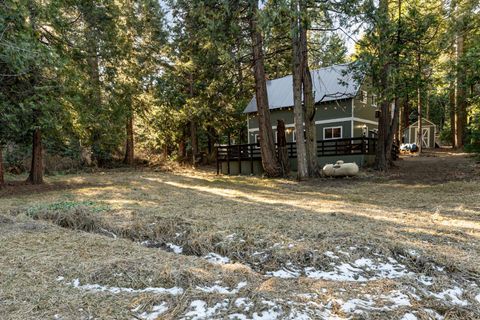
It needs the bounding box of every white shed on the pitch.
[403,119,437,148]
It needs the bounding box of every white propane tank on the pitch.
[322,160,359,177]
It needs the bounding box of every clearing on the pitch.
[0,150,479,319]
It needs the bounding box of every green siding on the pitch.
[315,99,352,121]
[352,84,377,122]
[247,99,353,130]
[353,121,378,138]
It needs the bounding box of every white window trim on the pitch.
[292,130,296,142]
[361,90,368,104]
[362,125,369,137]
[254,134,260,148]
[371,94,377,107]
[323,126,343,140]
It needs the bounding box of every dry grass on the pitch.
[0,150,479,319]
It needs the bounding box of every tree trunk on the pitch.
[277,120,289,176]
[426,90,430,121]
[449,83,456,148]
[417,87,423,154]
[386,98,400,164]
[300,10,318,177]
[455,32,466,149]
[80,3,103,164]
[374,0,390,171]
[27,128,43,185]
[0,146,4,186]
[191,121,198,165]
[248,1,280,177]
[178,139,186,160]
[375,100,389,170]
[291,0,308,179]
[124,114,134,165]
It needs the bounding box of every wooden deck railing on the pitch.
[216,137,399,174]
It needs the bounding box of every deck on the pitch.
[216,137,398,174]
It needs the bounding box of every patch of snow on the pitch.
[136,302,169,320]
[401,313,417,320]
[141,240,153,246]
[430,286,468,306]
[297,293,318,299]
[196,282,247,295]
[324,251,339,259]
[337,250,350,256]
[435,266,445,272]
[424,309,444,320]
[204,252,230,264]
[67,278,183,295]
[386,291,412,308]
[252,309,283,320]
[340,291,411,314]
[476,293,480,303]
[234,298,254,311]
[182,299,229,320]
[286,310,311,320]
[352,258,413,279]
[341,297,375,314]
[407,249,419,257]
[418,275,433,286]
[166,243,183,254]
[305,264,367,282]
[56,276,65,282]
[228,314,248,320]
[267,268,301,279]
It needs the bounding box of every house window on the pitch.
[254,134,260,148]
[360,90,368,104]
[371,94,377,107]
[324,126,342,140]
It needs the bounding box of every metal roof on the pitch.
[243,64,361,114]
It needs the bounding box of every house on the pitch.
[244,64,379,144]
[403,119,437,148]
[216,64,384,175]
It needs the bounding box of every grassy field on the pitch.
[1,151,479,319]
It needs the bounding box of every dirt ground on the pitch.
[0,150,479,319]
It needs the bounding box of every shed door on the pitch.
[414,127,430,148]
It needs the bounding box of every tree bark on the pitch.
[191,121,198,165]
[386,98,400,164]
[27,128,43,185]
[374,0,390,171]
[417,86,423,154]
[455,32,466,149]
[81,3,103,164]
[124,114,134,165]
[0,146,4,186]
[248,1,281,177]
[291,0,308,179]
[178,139,186,160]
[449,82,456,148]
[277,120,290,176]
[300,8,318,177]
